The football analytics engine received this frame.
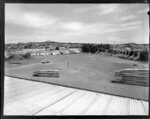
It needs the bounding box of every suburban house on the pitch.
[70,48,81,54]
[60,50,70,55]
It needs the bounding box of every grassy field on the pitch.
[5,54,149,100]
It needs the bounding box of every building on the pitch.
[70,48,81,54]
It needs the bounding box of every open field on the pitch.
[5,54,149,100]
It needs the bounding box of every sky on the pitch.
[5,4,149,44]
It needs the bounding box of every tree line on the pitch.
[81,43,112,53]
[5,52,31,61]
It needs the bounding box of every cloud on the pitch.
[121,21,142,27]
[119,15,136,21]
[23,12,56,29]
[5,4,57,29]
[60,20,142,38]
[97,4,120,15]
[137,7,149,14]
[61,22,84,31]
[74,4,122,16]
[60,20,142,40]
[74,7,88,13]
[61,22,111,35]
[5,4,148,44]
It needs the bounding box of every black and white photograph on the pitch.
[3,3,149,115]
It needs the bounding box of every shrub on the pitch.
[81,43,111,53]
[126,51,129,55]
[55,47,59,50]
[139,50,149,61]
[98,48,103,52]
[8,54,16,59]
[5,54,17,61]
[134,51,138,57]
[22,52,31,59]
[91,47,97,53]
[129,51,134,56]
[115,50,118,54]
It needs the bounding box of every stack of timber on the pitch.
[114,68,149,86]
[33,70,59,78]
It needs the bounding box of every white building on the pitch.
[70,48,81,54]
[51,51,60,55]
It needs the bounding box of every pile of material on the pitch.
[33,70,59,78]
[113,68,149,86]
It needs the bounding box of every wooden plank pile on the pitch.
[114,69,149,86]
[33,70,59,78]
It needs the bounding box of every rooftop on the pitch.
[4,76,148,115]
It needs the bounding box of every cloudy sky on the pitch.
[5,4,149,44]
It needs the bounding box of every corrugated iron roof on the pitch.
[4,76,149,115]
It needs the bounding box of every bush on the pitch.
[81,43,111,53]
[55,47,59,50]
[134,51,138,57]
[22,52,31,59]
[115,50,118,54]
[129,51,134,56]
[5,54,17,61]
[98,48,103,52]
[126,51,128,55]
[8,54,16,59]
[139,50,149,61]
[5,52,31,61]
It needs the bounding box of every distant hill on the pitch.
[5,41,149,51]
[113,43,149,51]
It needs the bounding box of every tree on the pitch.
[6,54,16,60]
[126,51,129,55]
[81,43,111,53]
[55,47,59,50]
[129,51,134,56]
[24,43,32,49]
[5,54,21,61]
[81,44,90,52]
[139,50,148,61]
[22,52,31,59]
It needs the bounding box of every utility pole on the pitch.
[66,44,70,69]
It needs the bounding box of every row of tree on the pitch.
[139,50,149,61]
[123,50,148,61]
[81,43,111,53]
[5,52,31,61]
[112,50,149,61]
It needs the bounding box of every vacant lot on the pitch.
[5,54,149,100]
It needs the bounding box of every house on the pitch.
[59,47,66,50]
[30,50,60,56]
[60,50,70,55]
[51,51,60,55]
[46,46,56,51]
[5,51,9,58]
[70,48,81,54]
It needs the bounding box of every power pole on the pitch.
[66,44,70,69]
